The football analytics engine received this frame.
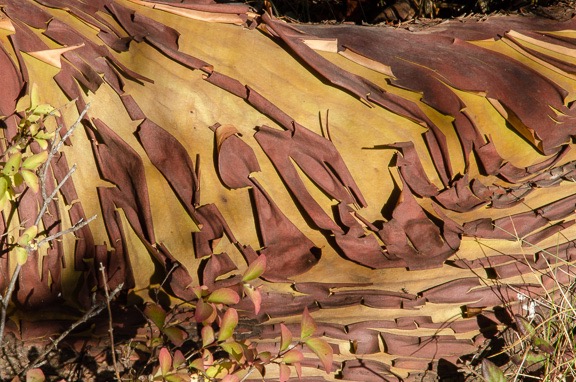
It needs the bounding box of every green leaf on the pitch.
[524,350,547,367]
[202,325,215,347]
[22,151,48,171]
[158,347,172,377]
[164,374,189,382]
[218,308,238,342]
[533,336,554,355]
[18,225,37,246]
[207,288,240,305]
[26,368,45,382]
[282,348,304,364]
[221,341,244,360]
[280,323,292,352]
[481,359,506,382]
[0,176,8,197]
[515,315,536,338]
[304,337,333,373]
[33,131,55,140]
[144,304,167,329]
[13,172,24,188]
[20,170,39,193]
[30,83,40,110]
[31,104,57,116]
[242,254,266,282]
[14,246,28,266]
[0,194,8,211]
[300,307,317,340]
[3,152,22,176]
[33,138,48,151]
[205,364,228,379]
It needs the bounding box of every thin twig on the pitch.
[36,215,96,248]
[0,264,21,350]
[19,283,123,377]
[35,164,77,227]
[39,103,90,202]
[99,262,122,381]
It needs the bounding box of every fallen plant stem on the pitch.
[100,262,122,381]
[18,283,124,377]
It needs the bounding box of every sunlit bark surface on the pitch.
[1,0,576,379]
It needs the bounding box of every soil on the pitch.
[250,0,576,24]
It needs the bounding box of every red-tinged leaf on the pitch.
[300,307,317,340]
[26,368,45,382]
[242,254,266,282]
[481,359,506,382]
[280,323,292,351]
[195,299,215,323]
[202,348,214,365]
[221,375,240,382]
[144,304,167,328]
[294,362,302,379]
[282,348,304,364]
[279,363,291,382]
[202,325,215,347]
[254,363,265,377]
[190,357,205,371]
[243,284,262,315]
[163,326,186,347]
[218,308,238,342]
[172,350,185,369]
[207,288,240,305]
[259,351,272,363]
[191,285,209,299]
[158,347,172,376]
[305,337,333,373]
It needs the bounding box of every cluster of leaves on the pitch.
[1,88,60,382]
[141,254,333,381]
[3,84,56,266]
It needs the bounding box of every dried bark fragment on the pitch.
[212,124,260,189]
[378,179,460,269]
[251,178,320,280]
[255,123,365,233]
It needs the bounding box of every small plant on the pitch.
[141,254,333,381]
[460,227,576,381]
[0,88,99,381]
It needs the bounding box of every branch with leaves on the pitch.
[0,90,98,380]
